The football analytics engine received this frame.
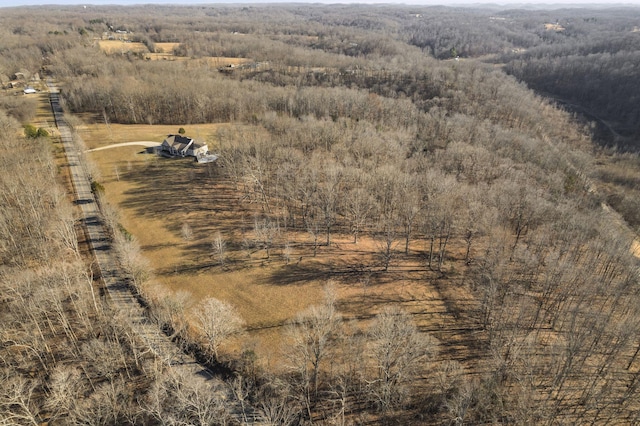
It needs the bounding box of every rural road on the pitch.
[85,141,161,152]
[48,83,194,367]
[48,82,263,424]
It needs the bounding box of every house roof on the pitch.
[162,134,207,153]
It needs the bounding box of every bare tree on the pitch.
[44,366,85,423]
[397,172,422,254]
[52,189,79,257]
[367,306,437,413]
[344,181,374,244]
[180,222,193,241]
[305,208,322,257]
[253,216,279,260]
[258,378,301,426]
[317,161,343,246]
[143,368,230,426]
[211,231,227,266]
[112,231,150,290]
[375,213,399,272]
[285,285,342,416]
[0,376,41,426]
[194,297,245,362]
[152,289,192,343]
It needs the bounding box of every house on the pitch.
[23,86,37,94]
[160,134,209,158]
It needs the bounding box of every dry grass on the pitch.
[77,121,227,150]
[143,53,188,61]
[82,122,483,366]
[96,39,250,67]
[32,93,59,137]
[98,40,149,54]
[199,57,252,67]
[544,23,565,32]
[86,145,327,360]
[154,42,181,53]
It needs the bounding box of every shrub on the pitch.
[91,180,105,195]
[23,124,49,139]
[23,123,38,138]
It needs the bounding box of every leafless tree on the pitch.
[152,289,192,344]
[0,376,41,426]
[285,285,342,416]
[113,231,150,290]
[211,231,227,266]
[253,216,278,260]
[194,297,245,362]
[181,222,194,241]
[317,161,343,246]
[258,378,301,426]
[397,172,422,254]
[367,306,437,413]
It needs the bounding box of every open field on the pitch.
[98,39,148,54]
[83,122,483,368]
[97,38,252,68]
[76,120,226,150]
[154,42,181,53]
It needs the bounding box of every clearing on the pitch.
[82,121,485,369]
[96,38,252,68]
[98,40,148,54]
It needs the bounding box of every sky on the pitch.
[1,0,639,6]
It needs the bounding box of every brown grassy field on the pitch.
[80,121,481,368]
[76,120,225,150]
[98,40,149,54]
[154,42,181,53]
[96,39,251,67]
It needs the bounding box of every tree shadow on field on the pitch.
[266,263,342,286]
[118,157,213,219]
[264,254,400,287]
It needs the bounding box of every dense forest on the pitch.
[1,3,640,425]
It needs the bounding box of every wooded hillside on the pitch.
[1,4,639,425]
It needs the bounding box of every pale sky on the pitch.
[2,0,640,6]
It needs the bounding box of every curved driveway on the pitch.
[86,141,161,152]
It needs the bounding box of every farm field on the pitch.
[98,39,148,54]
[97,38,252,68]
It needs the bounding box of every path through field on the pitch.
[85,141,161,152]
